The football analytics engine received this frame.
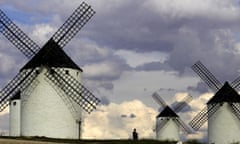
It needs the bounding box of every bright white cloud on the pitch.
[82,92,213,141]
[83,61,124,80]
[82,100,157,139]
[115,50,168,67]
[30,24,56,45]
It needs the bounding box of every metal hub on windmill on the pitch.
[189,61,240,144]
[0,2,101,139]
[152,92,192,141]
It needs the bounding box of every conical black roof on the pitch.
[207,82,240,104]
[20,38,82,71]
[157,106,179,118]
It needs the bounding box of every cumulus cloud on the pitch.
[115,50,168,68]
[0,92,213,141]
[83,60,129,81]
[82,100,157,139]
[30,24,56,45]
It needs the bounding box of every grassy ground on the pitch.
[0,136,204,144]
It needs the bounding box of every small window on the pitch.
[50,69,55,75]
[13,102,17,106]
[65,70,69,75]
[36,70,40,75]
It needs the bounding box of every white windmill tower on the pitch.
[0,2,100,139]
[189,61,240,144]
[152,92,193,141]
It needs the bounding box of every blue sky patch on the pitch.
[0,5,51,25]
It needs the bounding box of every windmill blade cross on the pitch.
[44,68,100,114]
[0,9,40,58]
[172,94,193,113]
[152,92,167,107]
[175,118,192,135]
[52,2,95,48]
[189,103,220,131]
[192,61,222,92]
[0,68,39,112]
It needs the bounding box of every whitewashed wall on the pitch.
[208,102,240,144]
[20,67,82,139]
[156,117,180,141]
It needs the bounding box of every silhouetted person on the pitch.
[132,128,138,140]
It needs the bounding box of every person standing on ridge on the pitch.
[132,128,138,140]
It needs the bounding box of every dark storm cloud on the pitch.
[1,0,240,91]
[187,82,209,94]
[85,1,177,53]
[79,0,240,84]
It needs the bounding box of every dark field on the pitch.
[0,136,204,144]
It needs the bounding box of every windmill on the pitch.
[0,2,101,139]
[152,92,192,141]
[189,61,240,144]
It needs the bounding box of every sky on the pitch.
[1,0,240,141]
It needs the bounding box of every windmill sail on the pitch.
[192,61,222,92]
[189,103,221,130]
[175,118,192,134]
[0,9,40,58]
[152,92,167,107]
[52,2,95,48]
